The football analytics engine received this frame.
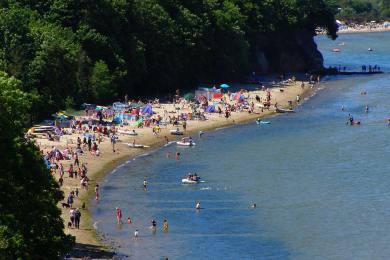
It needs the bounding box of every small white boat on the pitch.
[170,129,183,135]
[368,48,373,51]
[118,129,138,136]
[177,141,196,146]
[126,143,150,148]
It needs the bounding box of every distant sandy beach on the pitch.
[338,27,390,34]
[34,78,320,259]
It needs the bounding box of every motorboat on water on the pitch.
[177,137,195,146]
[170,128,184,135]
[332,48,340,52]
[182,174,201,184]
[118,129,138,136]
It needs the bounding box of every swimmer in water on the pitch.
[341,105,345,111]
[196,201,201,210]
[365,105,369,113]
[127,217,132,224]
[176,152,180,160]
[251,203,257,208]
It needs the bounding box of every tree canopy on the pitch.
[0,71,74,259]
[333,0,390,22]
[0,0,338,120]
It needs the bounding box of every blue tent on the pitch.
[141,104,153,115]
[205,105,215,113]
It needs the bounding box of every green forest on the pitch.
[334,0,390,21]
[0,0,338,120]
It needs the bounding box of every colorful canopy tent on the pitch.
[141,104,153,115]
[234,93,245,101]
[113,102,129,111]
[195,87,221,101]
[205,105,216,113]
[130,102,142,108]
[184,93,195,100]
[112,117,122,124]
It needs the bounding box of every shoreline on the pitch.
[37,79,319,259]
[338,27,390,34]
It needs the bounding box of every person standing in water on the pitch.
[116,207,122,224]
[151,219,157,233]
[176,152,180,160]
[143,179,148,191]
[196,201,201,210]
[163,219,169,232]
[134,229,139,239]
[365,105,369,113]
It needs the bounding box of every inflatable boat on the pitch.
[177,141,196,146]
[182,178,200,184]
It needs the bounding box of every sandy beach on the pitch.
[338,27,390,34]
[34,78,318,258]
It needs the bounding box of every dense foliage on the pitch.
[0,71,74,259]
[0,0,337,119]
[333,0,390,21]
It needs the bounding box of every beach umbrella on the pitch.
[220,84,230,89]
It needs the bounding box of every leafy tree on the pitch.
[0,71,74,259]
[90,60,115,103]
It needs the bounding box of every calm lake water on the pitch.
[92,32,390,259]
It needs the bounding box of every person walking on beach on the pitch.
[143,179,148,191]
[116,207,122,224]
[111,134,116,152]
[74,208,81,229]
[69,208,75,228]
[74,153,79,166]
[182,121,187,132]
[95,184,99,200]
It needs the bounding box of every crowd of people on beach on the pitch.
[25,75,322,258]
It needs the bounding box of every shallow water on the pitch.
[92,32,390,259]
